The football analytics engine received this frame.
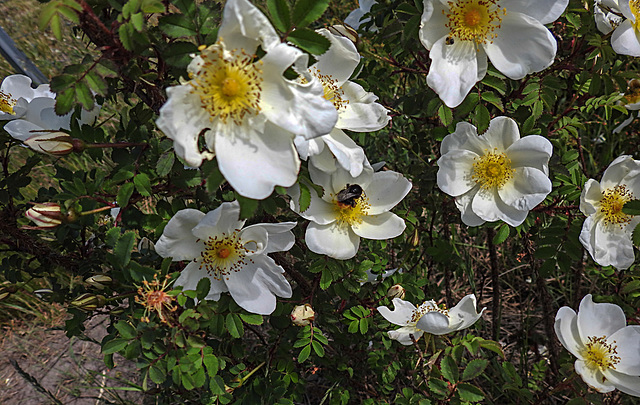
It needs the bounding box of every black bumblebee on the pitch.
[445,36,455,45]
[336,184,363,208]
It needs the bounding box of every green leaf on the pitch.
[479,339,504,358]
[358,318,368,334]
[187,335,206,348]
[141,0,164,13]
[159,14,198,38]
[235,193,259,219]
[440,356,458,383]
[298,344,311,363]
[149,364,167,385]
[462,359,488,381]
[437,104,453,127]
[226,313,244,338]
[291,0,329,28]
[50,74,76,92]
[239,313,263,325]
[633,222,640,247]
[622,199,640,216]
[203,354,219,376]
[298,182,311,212]
[492,224,509,245]
[131,12,144,31]
[267,0,291,32]
[114,321,137,339]
[117,182,135,208]
[156,152,175,177]
[102,338,129,354]
[114,231,136,267]
[456,383,484,402]
[474,103,490,133]
[195,277,211,300]
[311,340,325,357]
[119,23,134,51]
[287,28,332,55]
[55,87,76,115]
[85,71,108,95]
[134,173,153,197]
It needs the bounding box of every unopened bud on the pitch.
[71,293,106,311]
[34,289,54,300]
[387,284,405,300]
[395,136,411,148]
[410,228,420,247]
[290,304,315,326]
[137,237,155,253]
[25,202,64,228]
[85,275,112,290]
[328,24,361,51]
[0,283,16,301]
[23,132,74,156]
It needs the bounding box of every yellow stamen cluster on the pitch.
[195,231,254,280]
[333,195,370,229]
[190,43,263,126]
[600,185,634,227]
[444,0,506,45]
[581,335,620,372]
[472,148,515,190]
[135,273,177,324]
[631,0,640,32]
[0,90,16,114]
[410,301,449,323]
[308,67,348,111]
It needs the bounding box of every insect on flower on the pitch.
[335,184,364,208]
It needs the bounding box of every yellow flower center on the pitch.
[196,231,254,280]
[308,67,348,111]
[445,0,506,44]
[410,301,449,324]
[135,274,177,324]
[472,148,515,190]
[333,195,370,229]
[0,90,16,114]
[190,43,263,126]
[631,0,640,31]
[600,185,634,227]
[581,336,620,372]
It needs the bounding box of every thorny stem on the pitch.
[487,227,500,340]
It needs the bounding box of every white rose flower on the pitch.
[344,0,378,31]
[295,28,389,177]
[419,0,568,107]
[0,74,55,121]
[579,155,640,270]
[289,163,411,260]
[437,116,552,227]
[610,0,640,56]
[554,294,640,396]
[378,294,485,345]
[156,0,338,200]
[595,0,623,34]
[155,201,295,315]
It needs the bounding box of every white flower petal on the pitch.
[455,187,486,226]
[506,135,553,174]
[309,160,337,195]
[316,28,360,85]
[155,209,205,261]
[330,164,374,196]
[554,306,583,358]
[441,121,480,155]
[612,20,640,57]
[218,0,280,52]
[498,167,551,211]
[192,202,244,240]
[377,298,416,326]
[590,218,637,269]
[418,0,450,50]
[224,256,291,315]
[239,225,269,256]
[482,116,521,152]
[507,0,569,24]
[437,149,478,197]
[215,121,300,199]
[175,261,228,301]
[577,294,627,341]
[608,325,640,376]
[484,12,557,80]
[338,81,390,132]
[156,85,211,167]
[3,119,45,142]
[447,294,484,332]
[322,129,367,177]
[471,188,528,226]
[388,326,424,345]
[605,369,640,397]
[305,222,360,260]
[427,37,480,108]
[248,222,297,254]
[351,212,406,240]
[260,43,338,139]
[288,184,337,225]
[601,155,640,189]
[416,312,451,335]
[365,171,412,214]
[575,360,616,393]
[579,179,603,216]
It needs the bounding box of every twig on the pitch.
[487,228,500,340]
[10,359,64,405]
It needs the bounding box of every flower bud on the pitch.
[328,24,362,51]
[25,202,64,228]
[23,132,74,156]
[85,275,112,290]
[71,293,106,311]
[387,284,405,300]
[290,304,315,326]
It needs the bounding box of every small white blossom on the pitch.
[155,201,295,315]
[437,116,553,227]
[555,294,640,396]
[609,0,640,56]
[579,155,640,270]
